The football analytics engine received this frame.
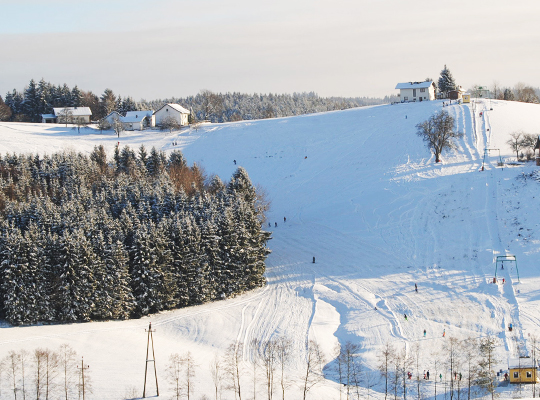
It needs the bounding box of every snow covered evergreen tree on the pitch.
[438,65,457,97]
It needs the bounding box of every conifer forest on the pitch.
[0,145,271,325]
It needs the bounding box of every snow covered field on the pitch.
[1,99,540,399]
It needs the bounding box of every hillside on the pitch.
[1,99,540,399]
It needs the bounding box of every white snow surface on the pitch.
[1,99,540,399]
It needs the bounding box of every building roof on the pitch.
[53,107,92,116]
[509,357,536,369]
[156,103,190,114]
[395,81,433,90]
[124,110,153,119]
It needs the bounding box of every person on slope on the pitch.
[415,283,418,292]
[404,314,408,321]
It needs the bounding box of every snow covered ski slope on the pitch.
[1,99,540,399]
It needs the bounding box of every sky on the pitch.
[1,0,540,101]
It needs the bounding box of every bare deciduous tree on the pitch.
[210,354,223,400]
[43,348,59,400]
[443,337,461,400]
[111,116,124,138]
[276,337,293,400]
[224,343,244,400]
[262,339,277,400]
[58,344,77,400]
[416,110,464,163]
[19,349,29,400]
[521,133,539,160]
[160,115,181,134]
[182,351,197,400]
[6,351,20,399]
[507,131,525,160]
[249,338,261,400]
[462,337,478,400]
[96,118,111,133]
[378,341,395,400]
[301,340,326,400]
[34,348,47,400]
[167,353,183,400]
[58,107,73,127]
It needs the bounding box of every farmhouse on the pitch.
[122,110,155,131]
[41,107,92,124]
[509,357,538,384]
[102,110,155,131]
[154,103,190,127]
[395,81,436,102]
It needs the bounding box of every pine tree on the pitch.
[23,79,40,122]
[438,65,457,97]
[71,86,83,107]
[54,229,97,322]
[476,336,499,400]
[130,222,175,316]
[100,88,116,118]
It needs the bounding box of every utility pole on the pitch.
[143,322,159,398]
[77,357,90,400]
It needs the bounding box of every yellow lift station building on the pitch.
[509,357,538,384]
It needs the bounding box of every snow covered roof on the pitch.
[52,107,92,116]
[395,81,433,90]
[509,358,536,369]
[156,103,190,114]
[124,110,153,119]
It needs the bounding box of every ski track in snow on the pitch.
[1,100,540,399]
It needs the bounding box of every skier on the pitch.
[415,283,418,292]
[427,370,430,380]
[312,256,316,264]
[423,329,426,337]
[459,372,462,381]
[439,373,442,382]
[284,217,286,223]
[423,370,426,380]
[404,314,408,321]
[268,223,271,227]
[234,160,236,165]
[443,329,446,337]
[275,222,277,227]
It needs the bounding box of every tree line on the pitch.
[0,146,271,325]
[0,344,91,400]
[0,78,399,124]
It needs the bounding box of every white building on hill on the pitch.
[41,107,93,124]
[122,110,155,130]
[102,110,155,131]
[395,81,436,102]
[154,103,190,127]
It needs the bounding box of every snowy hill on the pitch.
[1,99,540,399]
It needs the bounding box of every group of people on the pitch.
[268,217,287,228]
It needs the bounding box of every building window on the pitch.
[527,371,532,378]
[514,372,519,379]
[404,97,408,101]
[420,88,426,92]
